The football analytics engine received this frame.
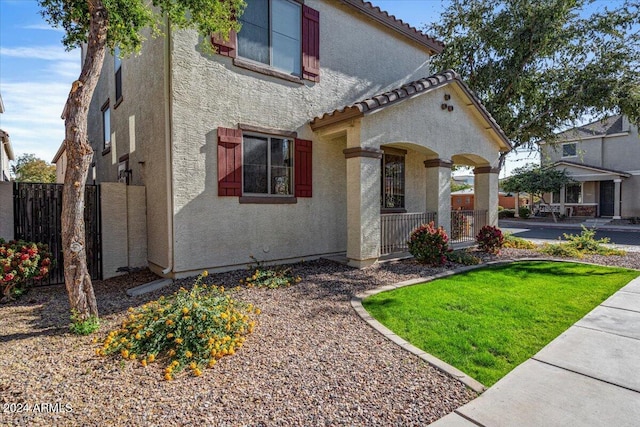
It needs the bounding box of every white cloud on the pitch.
[1,81,71,162]
[22,24,65,33]
[0,46,76,62]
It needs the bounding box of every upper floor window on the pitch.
[562,142,576,157]
[381,149,406,210]
[238,0,302,76]
[114,46,123,103]
[243,134,293,195]
[101,101,111,150]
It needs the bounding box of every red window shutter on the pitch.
[211,30,237,58]
[295,139,312,197]
[217,127,242,196]
[302,5,320,82]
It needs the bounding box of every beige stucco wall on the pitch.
[0,182,13,240]
[360,86,501,166]
[100,183,147,278]
[622,176,640,217]
[87,30,170,270]
[168,0,437,273]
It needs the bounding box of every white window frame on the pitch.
[101,101,111,150]
[562,142,577,158]
[565,182,583,204]
[242,133,294,197]
[237,0,302,76]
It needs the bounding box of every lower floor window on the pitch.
[565,183,582,203]
[381,152,405,209]
[243,135,293,195]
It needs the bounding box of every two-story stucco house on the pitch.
[81,0,511,278]
[0,93,15,182]
[541,115,640,219]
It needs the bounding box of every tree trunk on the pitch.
[539,195,557,223]
[61,0,108,320]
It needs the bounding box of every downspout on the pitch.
[162,16,175,276]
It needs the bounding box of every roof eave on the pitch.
[339,0,444,55]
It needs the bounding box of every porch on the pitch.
[380,210,488,255]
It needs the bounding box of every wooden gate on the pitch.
[13,183,102,286]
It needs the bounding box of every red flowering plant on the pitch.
[475,225,504,254]
[407,221,452,266]
[0,239,53,301]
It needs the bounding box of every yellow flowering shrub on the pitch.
[96,273,259,380]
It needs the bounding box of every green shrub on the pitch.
[70,311,100,335]
[539,243,583,258]
[0,239,53,301]
[408,221,451,266]
[518,206,531,218]
[240,257,301,289]
[476,225,504,254]
[562,226,626,256]
[97,273,258,380]
[498,209,516,219]
[445,249,481,265]
[498,205,504,211]
[503,234,537,249]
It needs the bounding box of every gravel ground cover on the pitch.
[1,249,638,426]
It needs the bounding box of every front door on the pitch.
[599,181,615,217]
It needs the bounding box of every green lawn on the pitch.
[363,261,639,387]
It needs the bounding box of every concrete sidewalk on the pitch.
[430,276,640,427]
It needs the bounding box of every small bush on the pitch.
[70,311,100,335]
[498,205,504,211]
[445,249,481,265]
[476,225,504,254]
[0,239,53,301]
[408,221,451,266]
[240,257,301,289]
[562,226,626,256]
[539,243,583,258]
[498,209,515,219]
[97,273,258,380]
[503,234,537,250]
[518,206,531,218]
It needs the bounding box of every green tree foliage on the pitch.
[428,0,640,159]
[11,153,56,183]
[37,0,244,321]
[501,164,573,221]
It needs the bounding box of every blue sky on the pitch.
[0,0,617,175]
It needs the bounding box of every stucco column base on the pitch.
[344,147,382,266]
[347,257,378,269]
[474,166,500,226]
[424,159,452,234]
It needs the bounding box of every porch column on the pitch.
[613,179,622,219]
[344,146,382,268]
[474,166,500,226]
[559,185,566,217]
[424,159,452,234]
[514,192,520,217]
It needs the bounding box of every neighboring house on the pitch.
[451,188,526,210]
[0,93,16,181]
[86,0,511,277]
[541,115,640,218]
[52,142,67,184]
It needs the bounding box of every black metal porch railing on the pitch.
[380,211,437,254]
[450,210,488,243]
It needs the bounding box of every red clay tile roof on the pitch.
[311,69,512,150]
[340,0,444,54]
